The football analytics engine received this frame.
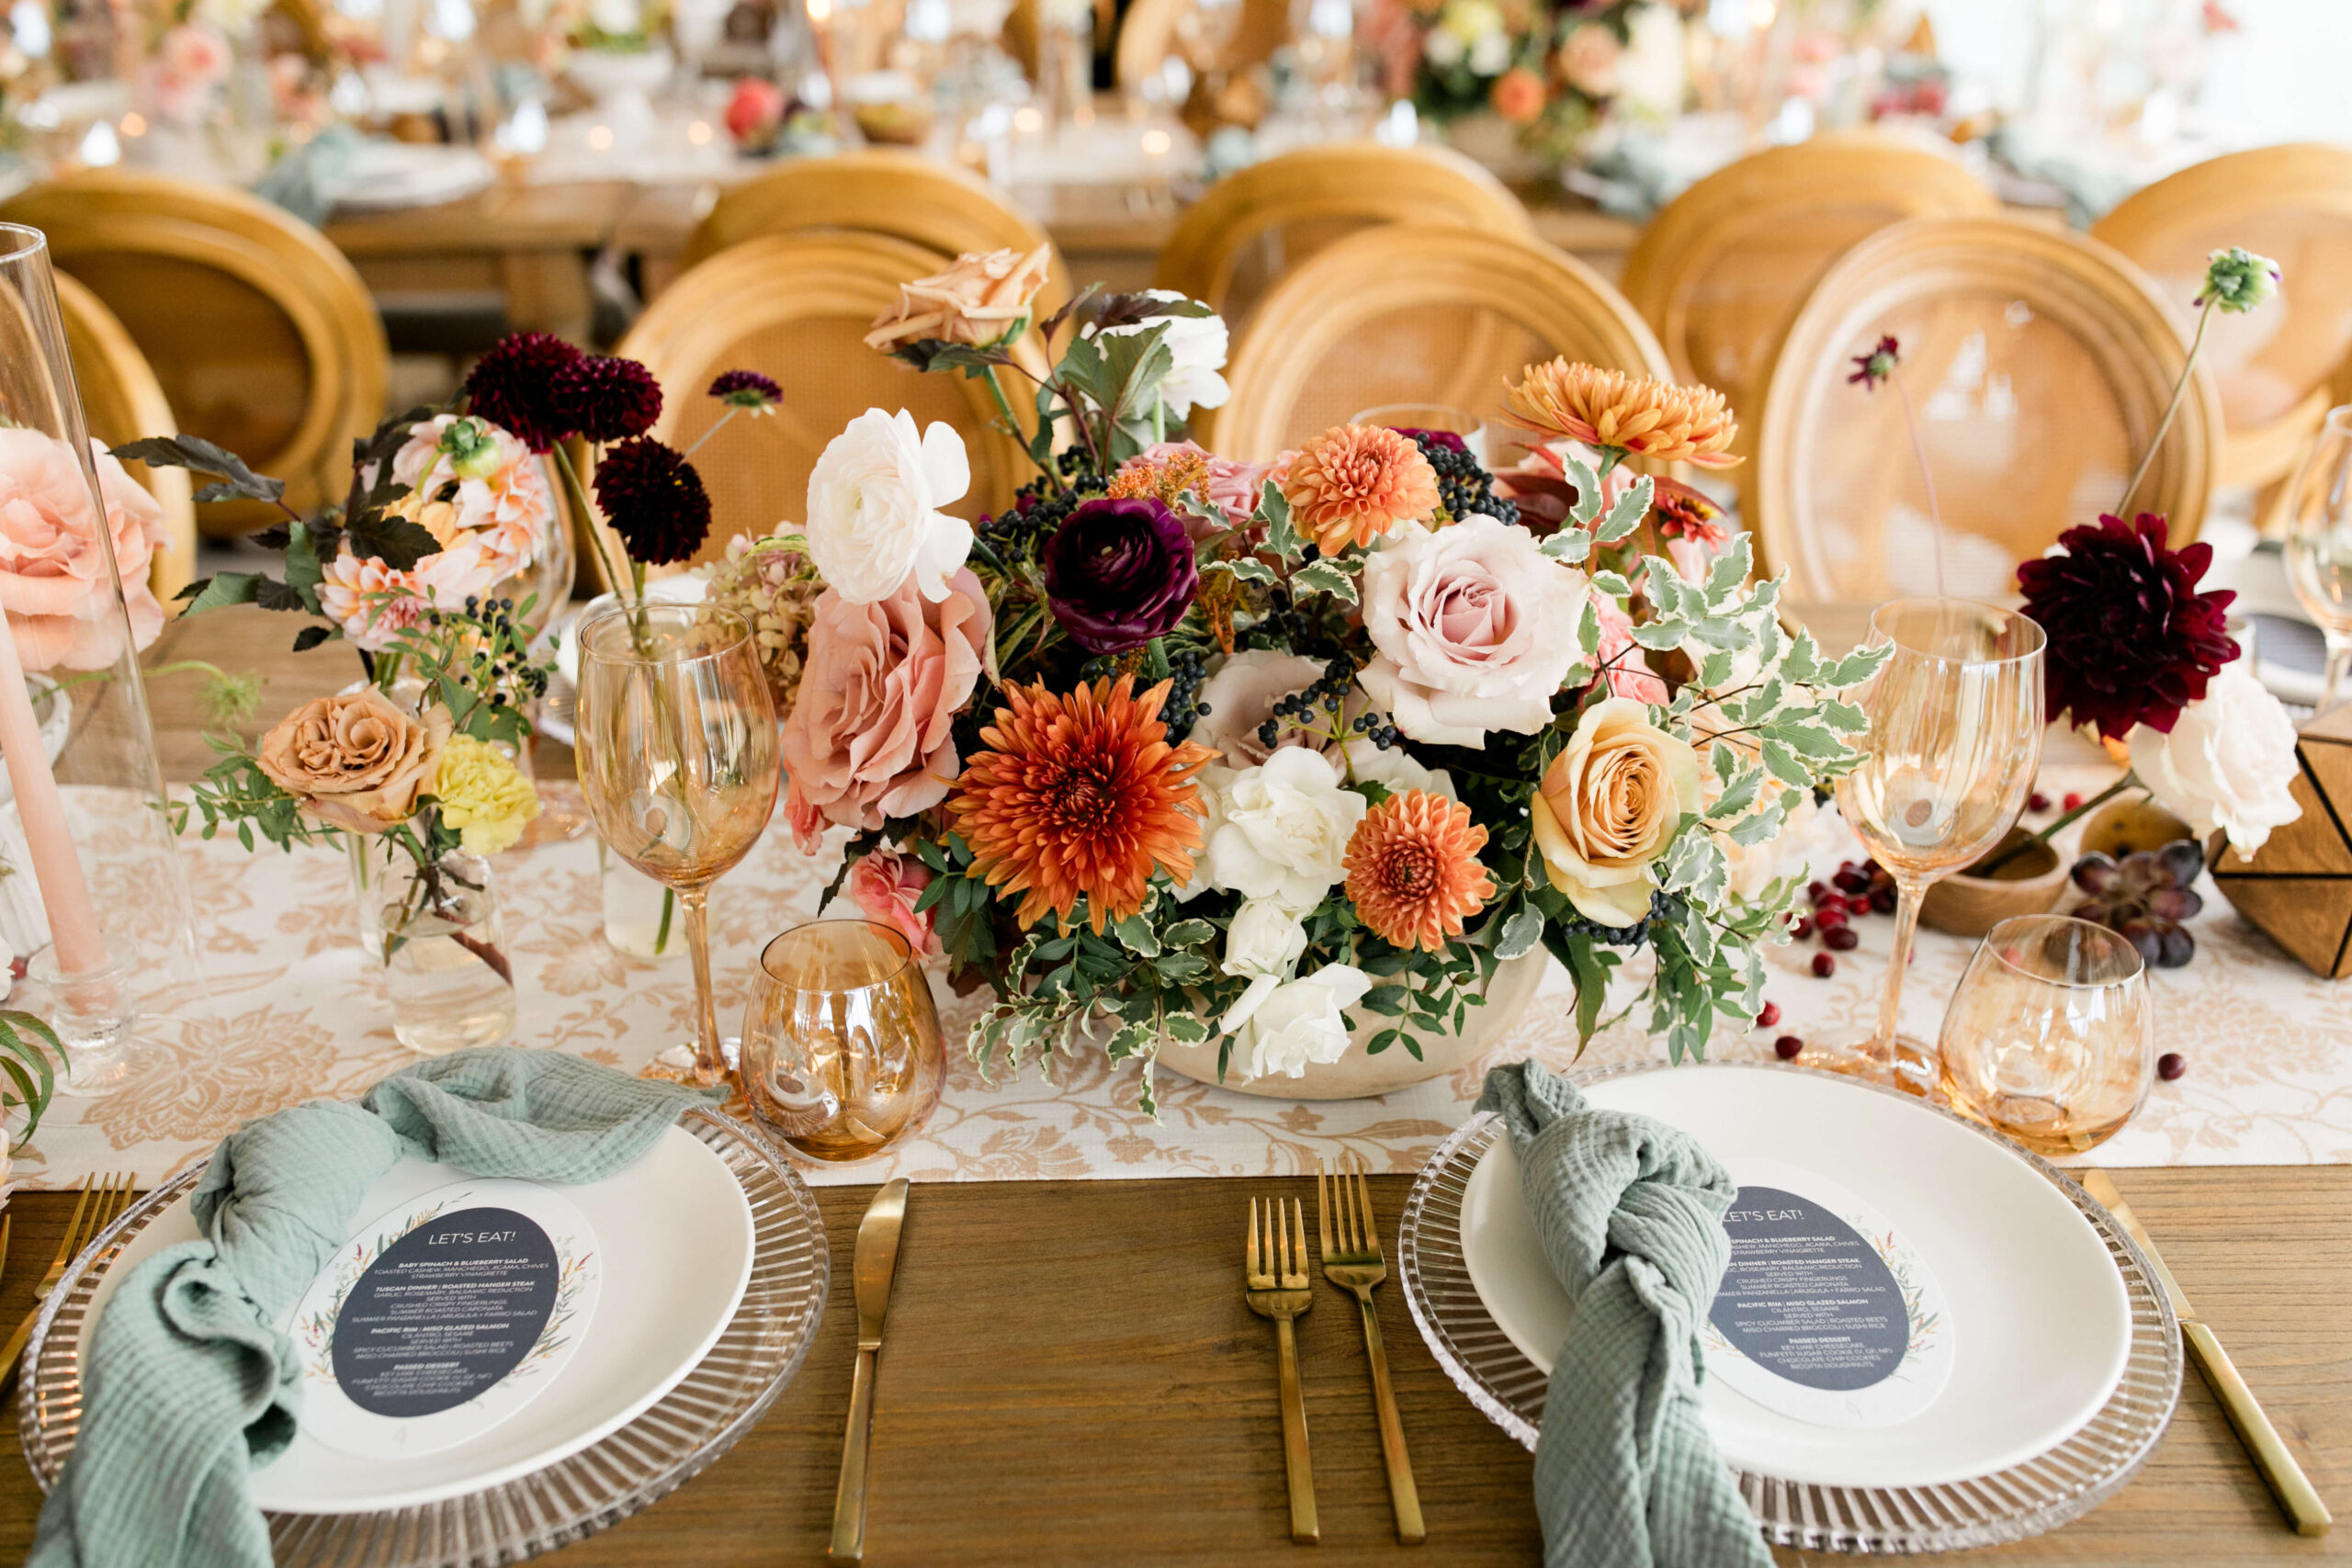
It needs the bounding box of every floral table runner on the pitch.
[16,770,2352,1190]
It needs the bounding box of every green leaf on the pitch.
[344,507,442,573]
[1594,476,1652,544]
[1293,559,1358,604]
[282,518,324,613]
[1163,1012,1210,1043]
[1258,479,1299,558]
[1163,919,1216,948]
[1153,952,1209,983]
[1493,906,1544,961]
[1207,557,1277,584]
[1113,913,1162,958]
[1565,455,1603,527]
[1538,526,1592,564]
[290,625,334,653]
[112,434,284,503]
[177,572,266,615]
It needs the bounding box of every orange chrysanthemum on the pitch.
[1503,360,1743,469]
[948,675,1217,932]
[1344,790,1496,953]
[1282,423,1442,555]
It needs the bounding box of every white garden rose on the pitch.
[2128,662,2301,856]
[1206,748,1367,912]
[1216,897,1312,1036]
[1095,290,1229,421]
[1357,515,1590,747]
[1169,761,1235,903]
[1237,964,1374,1080]
[804,409,973,604]
[1340,738,1456,801]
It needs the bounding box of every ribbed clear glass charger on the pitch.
[18,1107,828,1567]
[1398,1062,2184,1555]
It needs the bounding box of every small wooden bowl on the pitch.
[2079,795,2195,859]
[1920,827,2072,938]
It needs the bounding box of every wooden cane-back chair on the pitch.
[2092,143,2352,499]
[3,171,387,536]
[1155,143,1531,332]
[1217,222,1670,461]
[53,272,195,604]
[677,151,1072,317]
[1754,217,2220,603]
[604,231,1047,577]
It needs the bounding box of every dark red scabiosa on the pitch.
[463,332,584,452]
[594,437,712,566]
[709,369,783,410]
[552,355,663,444]
[2016,512,2238,740]
[1043,495,1199,655]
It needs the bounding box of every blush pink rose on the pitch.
[781,566,991,852]
[1134,441,1291,534]
[848,846,942,957]
[1592,592,1668,705]
[0,430,168,672]
[1357,515,1590,747]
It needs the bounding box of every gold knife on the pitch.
[830,1179,910,1563]
[2080,1169,2331,1537]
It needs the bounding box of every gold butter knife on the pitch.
[2080,1169,2331,1537]
[830,1179,910,1563]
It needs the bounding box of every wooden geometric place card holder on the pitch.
[2211,703,2352,979]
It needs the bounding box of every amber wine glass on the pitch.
[740,920,944,1161]
[1938,915,2154,1156]
[575,603,780,1090]
[1827,599,2044,1093]
[2282,403,2352,712]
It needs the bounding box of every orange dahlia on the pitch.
[1283,423,1442,554]
[948,675,1218,932]
[1503,360,1742,469]
[1344,790,1496,953]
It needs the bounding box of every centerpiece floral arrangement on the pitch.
[763,246,1887,1111]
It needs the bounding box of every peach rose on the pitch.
[781,566,992,851]
[255,689,453,835]
[864,244,1053,352]
[1556,22,1621,96]
[849,846,942,957]
[0,430,168,672]
[1529,696,1700,926]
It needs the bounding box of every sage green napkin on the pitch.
[1477,1062,1769,1568]
[30,1047,718,1568]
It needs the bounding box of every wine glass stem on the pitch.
[2324,633,2352,715]
[680,885,725,1087]
[1871,876,1928,1083]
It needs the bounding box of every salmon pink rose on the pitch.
[0,430,169,672]
[848,847,942,957]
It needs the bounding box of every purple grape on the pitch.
[2155,840,2205,888]
[2072,852,2122,894]
[2155,924,2195,967]
[2146,886,2202,922]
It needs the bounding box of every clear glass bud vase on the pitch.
[356,838,516,1055]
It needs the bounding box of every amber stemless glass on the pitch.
[2281,403,2352,712]
[574,603,780,1090]
[740,920,944,1162]
[1938,915,2154,1156]
[1826,598,2045,1093]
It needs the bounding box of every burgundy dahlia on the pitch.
[594,437,712,566]
[2016,512,2238,740]
[1043,496,1198,655]
[463,332,584,452]
[552,355,663,444]
[708,369,783,410]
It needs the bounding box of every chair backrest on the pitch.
[2091,142,2352,492]
[53,271,195,605]
[1154,142,1531,331]
[3,170,387,534]
[1217,222,1670,461]
[1754,216,2220,603]
[1621,132,1998,423]
[605,231,1048,575]
[678,150,1073,315]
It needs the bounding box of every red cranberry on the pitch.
[1869,886,1897,914]
[1814,906,1850,931]
[1773,1035,1804,1060]
[1790,916,1815,940]
[1806,879,1830,903]
[1811,953,1837,978]
[2063,791,2085,812]
[1834,867,1872,896]
[1757,1000,1782,1028]
[2157,1053,2187,1081]
[2028,791,2052,813]
[1823,925,1860,952]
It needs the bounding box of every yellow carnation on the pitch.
[433,735,540,855]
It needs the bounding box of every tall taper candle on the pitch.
[0,616,104,973]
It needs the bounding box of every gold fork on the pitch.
[1245,1194,1317,1545]
[1320,1155,1424,1545]
[0,1172,134,1382]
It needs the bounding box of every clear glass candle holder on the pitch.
[740,920,942,1163]
[28,931,140,1096]
[1937,915,2154,1157]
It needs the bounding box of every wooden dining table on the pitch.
[0,603,2340,1565]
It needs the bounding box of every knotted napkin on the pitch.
[1476,1062,1769,1568]
[30,1047,718,1568]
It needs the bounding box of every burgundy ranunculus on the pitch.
[1043,496,1198,655]
[2016,512,2238,740]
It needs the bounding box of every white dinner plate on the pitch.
[1459,1063,2132,1489]
[81,1124,754,1513]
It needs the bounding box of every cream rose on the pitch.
[1094,291,1229,420]
[1530,696,1701,926]
[2128,663,2301,857]
[1205,748,1367,912]
[1358,515,1590,747]
[806,409,973,604]
[255,690,452,835]
[1234,964,1374,1080]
